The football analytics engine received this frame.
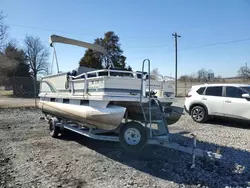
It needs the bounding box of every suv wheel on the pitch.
[190,106,208,123]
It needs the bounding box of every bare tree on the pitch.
[24,35,49,81]
[150,68,161,80]
[214,75,222,82]
[197,68,209,82]
[178,75,189,82]
[238,66,250,80]
[0,11,8,50]
[179,74,197,82]
[190,73,197,82]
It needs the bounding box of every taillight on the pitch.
[186,94,192,98]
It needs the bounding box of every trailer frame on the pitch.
[46,115,222,169]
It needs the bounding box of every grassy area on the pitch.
[0,90,13,96]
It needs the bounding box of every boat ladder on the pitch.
[139,59,169,139]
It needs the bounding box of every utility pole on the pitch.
[172,32,181,96]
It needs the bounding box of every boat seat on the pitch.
[136,71,149,79]
[77,66,96,75]
[67,70,78,80]
[108,67,134,77]
[68,66,97,80]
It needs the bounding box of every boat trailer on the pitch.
[46,116,221,169]
[42,59,222,168]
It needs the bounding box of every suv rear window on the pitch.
[205,86,222,97]
[196,87,205,95]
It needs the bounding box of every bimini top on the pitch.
[49,35,107,54]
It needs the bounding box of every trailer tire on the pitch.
[49,119,60,138]
[120,121,147,153]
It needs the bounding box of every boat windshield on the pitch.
[240,86,250,93]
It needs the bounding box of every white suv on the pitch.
[184,84,250,123]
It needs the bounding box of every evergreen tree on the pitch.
[79,31,132,70]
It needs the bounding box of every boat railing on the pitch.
[70,69,147,79]
[65,68,173,99]
[66,69,147,95]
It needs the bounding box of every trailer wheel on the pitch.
[120,121,147,153]
[49,119,60,138]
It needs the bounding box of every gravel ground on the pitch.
[0,106,250,188]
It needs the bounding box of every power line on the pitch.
[179,38,250,51]
[7,23,250,50]
[9,23,153,40]
[126,38,250,50]
[125,45,169,48]
[124,36,250,61]
[10,23,169,48]
[9,23,95,37]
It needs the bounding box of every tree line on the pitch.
[0,11,49,82]
[178,65,250,83]
[151,67,249,83]
[179,69,218,82]
[0,11,50,96]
